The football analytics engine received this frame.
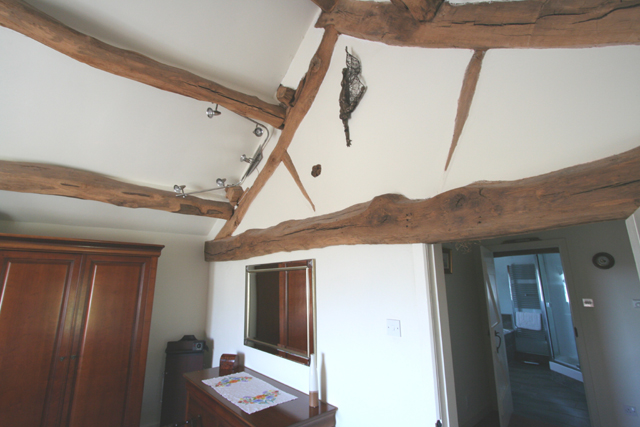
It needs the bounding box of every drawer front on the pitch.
[187,394,225,427]
[184,370,337,427]
[187,387,246,427]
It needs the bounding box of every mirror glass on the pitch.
[244,259,316,365]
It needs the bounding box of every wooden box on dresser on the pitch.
[0,233,163,427]
[184,367,338,427]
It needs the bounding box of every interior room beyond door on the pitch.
[485,247,591,427]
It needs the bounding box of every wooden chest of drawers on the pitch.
[184,367,337,427]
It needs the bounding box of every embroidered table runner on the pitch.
[202,373,297,414]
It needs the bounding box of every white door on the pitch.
[480,247,514,427]
[625,208,640,279]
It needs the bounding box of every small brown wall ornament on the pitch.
[311,164,322,177]
[339,47,367,147]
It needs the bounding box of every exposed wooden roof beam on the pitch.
[309,0,339,13]
[0,161,234,220]
[215,26,339,239]
[276,85,297,108]
[390,0,444,22]
[205,145,640,261]
[317,0,640,49]
[0,0,286,128]
[225,186,245,206]
[445,49,486,171]
[282,151,316,211]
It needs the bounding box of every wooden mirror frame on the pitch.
[244,259,316,365]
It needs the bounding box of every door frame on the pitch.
[430,238,601,427]
[480,246,513,427]
[424,243,458,427]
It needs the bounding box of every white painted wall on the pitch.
[546,221,640,427]
[208,244,439,427]
[441,47,640,192]
[0,219,210,427]
[236,28,640,234]
[208,24,640,427]
[236,31,471,232]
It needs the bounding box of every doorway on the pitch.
[494,251,580,371]
[438,239,594,427]
[489,248,590,427]
[429,218,640,427]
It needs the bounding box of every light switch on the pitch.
[387,319,401,337]
[582,298,594,308]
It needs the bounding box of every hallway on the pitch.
[510,360,590,427]
[473,360,590,427]
[474,412,563,427]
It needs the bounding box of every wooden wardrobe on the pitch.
[0,233,163,427]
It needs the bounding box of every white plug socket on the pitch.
[387,319,401,337]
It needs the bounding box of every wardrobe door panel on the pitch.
[67,255,154,427]
[0,252,82,427]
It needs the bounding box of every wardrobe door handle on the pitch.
[60,355,78,361]
[494,330,502,354]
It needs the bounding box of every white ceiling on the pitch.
[0,0,318,235]
[2,1,640,239]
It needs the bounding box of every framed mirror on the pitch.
[244,259,316,365]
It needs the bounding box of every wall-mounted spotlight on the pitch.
[172,110,272,198]
[206,104,221,118]
[173,184,186,197]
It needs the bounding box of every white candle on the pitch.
[309,353,319,408]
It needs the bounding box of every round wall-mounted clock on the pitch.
[592,252,615,269]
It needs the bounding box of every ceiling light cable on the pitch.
[173,112,272,198]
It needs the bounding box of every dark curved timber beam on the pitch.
[445,49,486,171]
[0,161,234,220]
[390,0,444,22]
[316,0,640,49]
[309,0,339,13]
[215,26,339,239]
[206,145,640,261]
[0,0,286,128]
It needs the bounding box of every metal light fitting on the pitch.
[172,111,272,198]
[206,104,221,118]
